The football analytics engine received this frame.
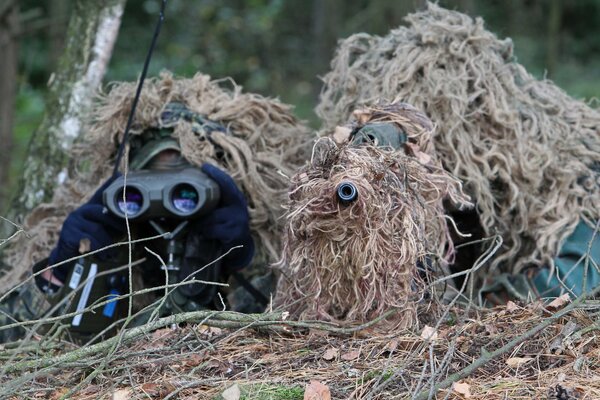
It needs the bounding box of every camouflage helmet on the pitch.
[351,122,407,150]
[128,128,181,170]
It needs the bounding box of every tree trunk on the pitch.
[49,0,70,70]
[2,0,125,236]
[546,0,562,78]
[0,1,19,213]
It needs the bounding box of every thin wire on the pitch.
[112,0,168,177]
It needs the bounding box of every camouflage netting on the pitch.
[274,104,471,327]
[2,71,312,290]
[316,3,600,275]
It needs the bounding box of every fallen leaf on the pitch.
[309,328,329,337]
[304,380,331,400]
[548,294,571,310]
[384,339,399,353]
[222,384,241,400]
[50,387,69,400]
[341,349,360,361]
[322,347,339,361]
[333,126,352,144]
[506,357,534,367]
[452,381,471,398]
[112,389,132,400]
[152,327,173,340]
[141,383,160,396]
[420,325,438,341]
[197,325,223,337]
[352,109,371,124]
[182,352,205,367]
[484,324,498,335]
[506,300,519,312]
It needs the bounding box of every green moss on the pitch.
[217,384,304,400]
[361,369,394,384]
[240,384,304,400]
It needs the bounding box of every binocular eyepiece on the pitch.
[336,181,358,205]
[103,168,220,220]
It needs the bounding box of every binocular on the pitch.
[103,168,220,220]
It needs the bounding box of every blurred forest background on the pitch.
[1,0,599,213]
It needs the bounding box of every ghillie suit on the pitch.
[316,3,600,278]
[274,104,471,327]
[2,72,312,294]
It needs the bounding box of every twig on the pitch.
[1,308,396,374]
[412,284,600,400]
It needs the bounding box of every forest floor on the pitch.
[1,296,599,400]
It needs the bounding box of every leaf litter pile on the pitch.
[1,297,600,399]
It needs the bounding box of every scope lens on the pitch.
[117,187,143,216]
[337,181,358,204]
[172,184,199,214]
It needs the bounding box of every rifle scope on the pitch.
[336,181,358,205]
[103,168,220,220]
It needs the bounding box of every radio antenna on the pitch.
[112,0,168,177]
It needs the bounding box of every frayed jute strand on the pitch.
[316,3,600,275]
[2,71,312,290]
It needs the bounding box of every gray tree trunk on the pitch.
[0,1,19,213]
[2,0,125,236]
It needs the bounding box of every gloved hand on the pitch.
[196,163,254,270]
[48,175,126,282]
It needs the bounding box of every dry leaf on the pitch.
[50,388,69,400]
[506,300,519,312]
[452,381,471,398]
[141,383,160,396]
[548,294,571,310]
[222,384,241,400]
[333,126,352,144]
[309,328,329,337]
[197,325,223,337]
[341,349,360,361]
[112,389,132,400]
[304,380,331,400]
[322,347,339,361]
[152,327,173,340]
[183,352,205,367]
[352,109,371,124]
[484,324,498,335]
[506,357,534,367]
[384,339,399,353]
[421,325,438,341]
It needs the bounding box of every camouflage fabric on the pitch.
[0,277,53,343]
[129,102,226,170]
[351,122,407,150]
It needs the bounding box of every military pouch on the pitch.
[55,256,127,341]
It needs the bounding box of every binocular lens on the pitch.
[172,184,199,213]
[117,187,143,216]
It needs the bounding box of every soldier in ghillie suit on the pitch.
[0,72,311,343]
[274,103,472,328]
[315,3,600,303]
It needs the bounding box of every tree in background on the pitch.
[2,0,126,237]
[0,2,20,212]
[3,0,599,222]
